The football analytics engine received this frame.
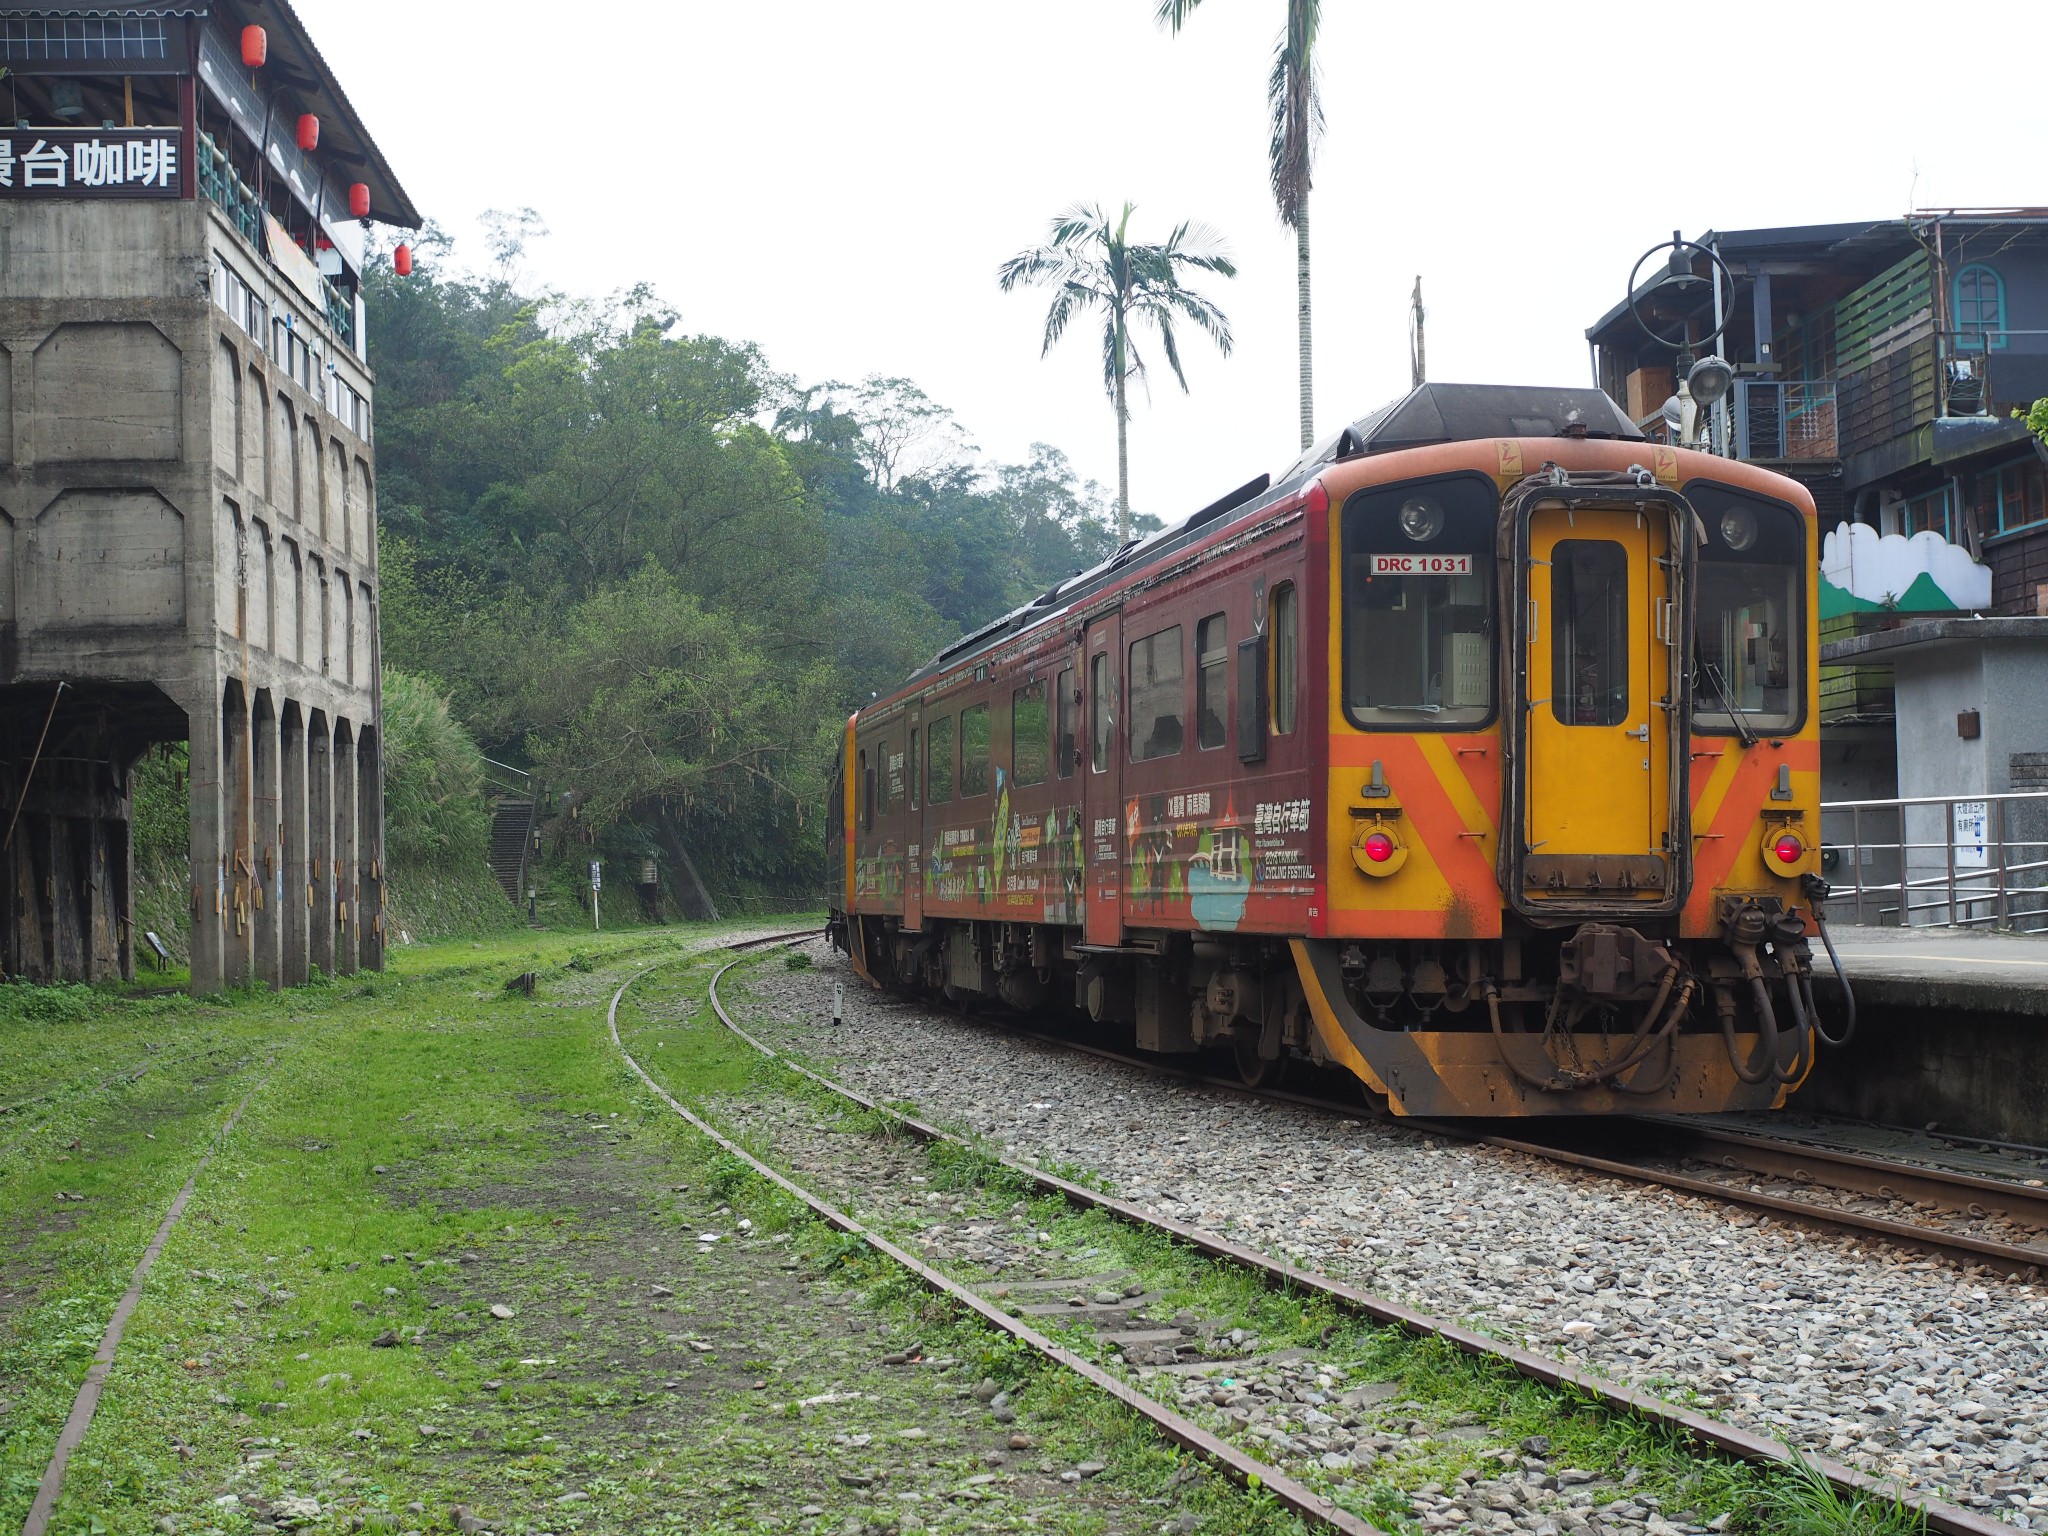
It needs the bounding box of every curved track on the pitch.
[687,941,2019,1536]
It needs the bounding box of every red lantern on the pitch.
[241,25,268,67]
[348,183,371,219]
[296,114,319,152]
[393,244,413,277]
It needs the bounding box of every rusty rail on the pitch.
[701,948,2017,1536]
[610,951,1385,1536]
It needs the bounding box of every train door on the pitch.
[1083,610,1125,946]
[1520,501,1685,912]
[904,702,924,931]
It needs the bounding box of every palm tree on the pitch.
[1157,0,1322,450]
[998,202,1235,544]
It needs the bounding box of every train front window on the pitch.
[1341,474,1497,729]
[1686,486,1805,735]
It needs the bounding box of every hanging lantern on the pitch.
[296,113,319,152]
[348,182,371,219]
[393,244,413,276]
[240,25,267,67]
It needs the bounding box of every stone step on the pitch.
[1101,1328,1187,1347]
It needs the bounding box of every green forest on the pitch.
[359,219,1158,916]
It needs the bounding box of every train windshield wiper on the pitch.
[1373,703,1444,713]
[1700,661,1759,747]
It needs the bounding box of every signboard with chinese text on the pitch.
[1953,801,1989,869]
[1370,553,1473,576]
[0,128,181,198]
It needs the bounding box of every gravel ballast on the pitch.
[739,944,2048,1530]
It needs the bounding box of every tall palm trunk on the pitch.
[1114,306,1132,544]
[1295,180,1313,449]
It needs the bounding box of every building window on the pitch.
[1989,459,2048,535]
[1129,626,1185,761]
[1271,582,1298,735]
[1953,264,2007,352]
[1901,485,1953,540]
[1194,614,1228,750]
[1012,682,1049,787]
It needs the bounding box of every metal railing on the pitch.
[1735,378,1838,460]
[480,757,535,797]
[1820,791,2048,931]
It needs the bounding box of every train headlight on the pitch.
[1351,822,1410,877]
[1720,506,1759,552]
[1399,497,1444,542]
[1762,826,1807,875]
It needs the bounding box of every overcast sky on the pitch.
[303,0,2047,523]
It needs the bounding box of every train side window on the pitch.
[1551,540,1629,727]
[960,703,991,796]
[1089,653,1111,773]
[1129,625,1185,761]
[909,728,920,809]
[859,748,873,831]
[1056,666,1077,778]
[1272,582,1298,734]
[1012,682,1049,787]
[1195,613,1228,750]
[928,715,954,803]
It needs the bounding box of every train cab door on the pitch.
[904,702,924,932]
[1516,495,1689,916]
[1082,610,1125,946]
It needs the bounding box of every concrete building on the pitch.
[0,1,419,989]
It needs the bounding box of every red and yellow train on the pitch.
[827,383,1844,1116]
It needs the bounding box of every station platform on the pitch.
[1819,925,2048,1018]
[1801,926,2048,1144]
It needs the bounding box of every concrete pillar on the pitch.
[333,717,359,976]
[188,686,227,995]
[358,727,385,972]
[251,693,283,989]
[221,682,254,988]
[281,702,309,985]
[307,712,335,980]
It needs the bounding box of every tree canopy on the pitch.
[368,224,1153,903]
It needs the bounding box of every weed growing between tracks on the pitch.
[700,955,1935,1536]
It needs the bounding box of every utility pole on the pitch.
[1409,276,1426,389]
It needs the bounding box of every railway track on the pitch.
[668,938,2021,1536]
[946,1007,2048,1280]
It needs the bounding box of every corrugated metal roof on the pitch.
[235,0,419,229]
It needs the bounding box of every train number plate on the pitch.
[1370,553,1472,576]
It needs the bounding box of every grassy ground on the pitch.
[0,925,1319,1536]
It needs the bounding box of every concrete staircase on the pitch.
[487,797,535,904]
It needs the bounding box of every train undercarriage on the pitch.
[831,902,1852,1117]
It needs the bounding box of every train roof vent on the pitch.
[1280,383,1643,479]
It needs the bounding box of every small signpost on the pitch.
[143,931,170,972]
[589,860,603,931]
[1953,801,1990,870]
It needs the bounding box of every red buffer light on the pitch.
[241,25,268,67]
[1773,833,1805,865]
[296,114,320,152]
[392,244,413,276]
[1362,831,1397,864]
[348,183,371,219]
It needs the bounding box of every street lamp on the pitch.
[1625,232,1738,452]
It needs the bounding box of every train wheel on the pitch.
[1232,1031,1285,1090]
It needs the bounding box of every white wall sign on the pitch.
[1953,801,1989,869]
